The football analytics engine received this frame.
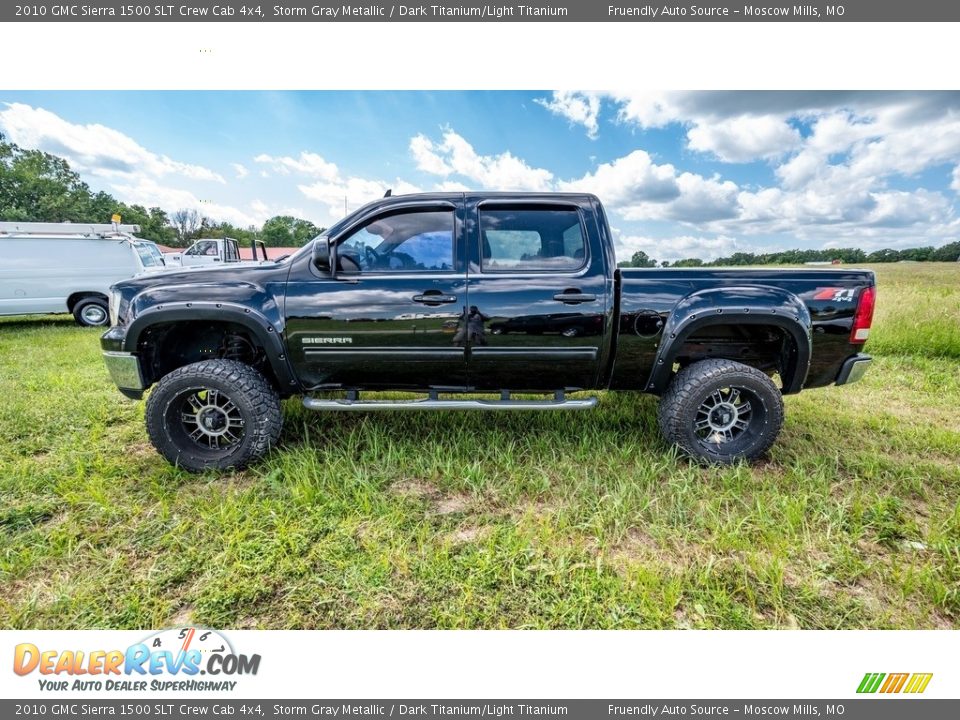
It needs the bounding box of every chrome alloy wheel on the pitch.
[694,386,754,446]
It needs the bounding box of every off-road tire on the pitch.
[145,359,282,473]
[657,358,784,464]
[73,297,109,326]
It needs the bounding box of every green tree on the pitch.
[931,241,960,262]
[261,215,323,247]
[628,250,657,268]
[0,132,99,222]
[196,219,258,245]
[113,204,177,245]
[866,248,901,263]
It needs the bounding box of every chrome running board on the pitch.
[302,390,597,412]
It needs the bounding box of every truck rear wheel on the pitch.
[73,297,109,326]
[145,359,282,473]
[657,358,784,464]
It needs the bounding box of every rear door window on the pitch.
[479,207,586,272]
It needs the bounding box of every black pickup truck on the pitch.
[101,192,876,472]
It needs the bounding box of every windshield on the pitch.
[133,242,165,268]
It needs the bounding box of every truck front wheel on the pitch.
[657,358,784,464]
[145,359,282,472]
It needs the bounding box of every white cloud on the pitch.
[410,134,453,176]
[732,184,958,242]
[410,129,553,191]
[251,146,428,219]
[0,103,224,183]
[558,150,679,205]
[231,163,249,179]
[535,91,601,139]
[687,116,802,162]
[610,91,688,128]
[434,180,471,192]
[610,92,802,163]
[253,151,339,180]
[660,173,741,222]
[299,177,422,219]
[110,177,262,229]
[560,151,739,224]
[0,102,285,228]
[551,92,960,245]
[612,229,739,263]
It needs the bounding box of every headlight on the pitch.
[109,289,123,327]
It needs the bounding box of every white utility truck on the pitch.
[0,221,167,326]
[163,237,269,267]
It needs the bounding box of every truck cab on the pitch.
[164,237,269,267]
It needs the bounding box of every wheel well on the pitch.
[136,321,277,390]
[672,323,798,387]
[67,292,108,312]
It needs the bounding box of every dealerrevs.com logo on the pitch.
[13,628,260,692]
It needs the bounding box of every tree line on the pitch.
[0,132,324,248]
[619,242,960,269]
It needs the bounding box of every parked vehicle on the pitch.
[164,237,269,267]
[0,222,166,326]
[101,192,876,471]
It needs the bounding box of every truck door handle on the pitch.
[554,292,597,304]
[412,292,458,305]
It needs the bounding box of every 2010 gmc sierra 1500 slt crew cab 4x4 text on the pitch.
[100,192,876,472]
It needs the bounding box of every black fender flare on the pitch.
[645,286,813,395]
[122,301,299,391]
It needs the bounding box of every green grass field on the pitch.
[1,263,958,629]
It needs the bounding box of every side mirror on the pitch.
[313,237,336,275]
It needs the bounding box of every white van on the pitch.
[0,222,167,326]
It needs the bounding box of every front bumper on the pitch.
[102,351,145,399]
[835,353,872,386]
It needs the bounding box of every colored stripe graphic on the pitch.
[904,673,934,694]
[880,673,909,693]
[857,673,885,693]
[857,672,932,694]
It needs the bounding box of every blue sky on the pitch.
[1,91,958,261]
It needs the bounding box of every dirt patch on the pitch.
[445,525,491,544]
[390,479,473,515]
[390,479,439,498]
[604,528,694,574]
[126,441,156,460]
[509,498,565,521]
[434,494,472,515]
[40,511,69,529]
[169,604,195,626]
[233,616,261,629]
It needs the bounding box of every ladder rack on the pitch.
[0,221,142,237]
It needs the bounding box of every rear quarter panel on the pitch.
[609,267,876,391]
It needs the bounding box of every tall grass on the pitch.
[0,263,957,629]
[867,263,960,358]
